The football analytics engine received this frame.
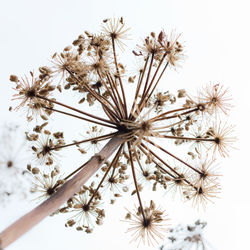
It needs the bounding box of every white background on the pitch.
[0,0,249,249]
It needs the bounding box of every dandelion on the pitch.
[0,18,235,249]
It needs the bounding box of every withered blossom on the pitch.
[0,17,235,249]
[125,200,169,246]
[30,166,64,202]
[65,186,104,233]
[0,123,31,205]
[161,220,210,250]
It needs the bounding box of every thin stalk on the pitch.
[50,132,117,151]
[137,55,167,114]
[111,38,128,118]
[97,71,123,118]
[0,134,125,249]
[127,142,146,222]
[139,142,194,187]
[140,142,180,176]
[143,54,167,98]
[102,104,120,123]
[37,95,117,126]
[43,106,117,129]
[152,134,215,142]
[129,55,149,119]
[107,73,125,117]
[143,137,203,175]
[87,145,123,205]
[110,165,116,179]
[143,61,169,107]
[52,161,92,191]
[63,163,89,182]
[133,148,145,174]
[151,119,185,130]
[142,53,154,98]
[148,106,192,122]
[128,72,142,119]
[65,68,121,121]
[137,145,175,178]
[154,108,199,122]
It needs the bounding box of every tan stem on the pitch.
[0,135,125,249]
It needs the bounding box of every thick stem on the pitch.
[0,135,125,249]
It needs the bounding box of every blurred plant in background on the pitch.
[0,123,31,205]
[160,220,211,250]
[0,17,235,248]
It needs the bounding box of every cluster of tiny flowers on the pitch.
[160,220,210,250]
[9,17,235,245]
[0,123,31,205]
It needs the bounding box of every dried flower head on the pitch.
[184,182,221,210]
[162,220,210,250]
[206,123,236,157]
[125,200,169,246]
[65,187,104,233]
[102,17,130,49]
[30,167,64,201]
[6,17,235,247]
[199,83,232,116]
[12,72,55,112]
[0,123,31,205]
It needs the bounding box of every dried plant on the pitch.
[0,17,235,248]
[160,220,211,250]
[0,123,31,205]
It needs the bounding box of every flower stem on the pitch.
[0,134,125,249]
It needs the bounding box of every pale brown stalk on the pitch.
[0,135,125,249]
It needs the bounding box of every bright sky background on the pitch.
[0,0,250,250]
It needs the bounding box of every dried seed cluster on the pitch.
[10,17,235,245]
[0,123,31,205]
[161,220,209,250]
